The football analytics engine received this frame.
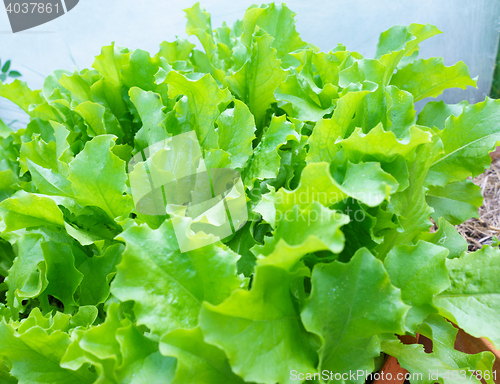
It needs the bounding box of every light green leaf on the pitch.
[61,303,123,382]
[427,98,500,186]
[0,79,42,113]
[20,135,59,175]
[111,221,242,335]
[92,43,130,87]
[157,39,195,64]
[275,161,398,216]
[240,3,307,58]
[28,160,73,197]
[200,263,317,384]
[417,217,467,259]
[166,71,231,150]
[307,82,377,163]
[0,119,11,139]
[381,315,495,384]
[0,360,17,384]
[244,114,299,184]
[376,137,442,258]
[41,241,83,310]
[426,180,482,225]
[160,327,245,384]
[340,59,393,133]
[385,241,450,331]
[68,135,129,219]
[417,100,469,130]
[70,306,99,328]
[5,234,46,317]
[115,323,176,384]
[129,87,168,151]
[120,49,159,91]
[0,191,64,232]
[255,202,349,266]
[58,72,92,104]
[0,133,20,177]
[334,124,431,164]
[77,243,123,306]
[301,249,408,383]
[74,101,107,137]
[435,246,500,349]
[79,303,123,362]
[61,312,119,380]
[184,3,216,59]
[16,308,70,333]
[225,31,288,129]
[50,121,73,166]
[275,72,335,122]
[376,23,441,85]
[0,169,19,202]
[391,58,476,102]
[340,161,399,207]
[386,85,416,137]
[216,99,256,168]
[62,303,176,383]
[275,162,347,213]
[64,223,101,246]
[311,50,342,86]
[91,43,130,119]
[0,321,96,383]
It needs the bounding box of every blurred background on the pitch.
[1,0,500,129]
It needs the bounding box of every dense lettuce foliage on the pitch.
[0,3,499,383]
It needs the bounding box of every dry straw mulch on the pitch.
[456,156,500,251]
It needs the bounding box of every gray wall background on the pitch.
[1,0,500,128]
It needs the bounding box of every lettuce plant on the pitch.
[0,3,499,384]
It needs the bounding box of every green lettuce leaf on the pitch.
[68,135,130,219]
[165,71,231,150]
[160,327,244,384]
[77,243,123,306]
[111,221,242,335]
[417,217,467,259]
[376,23,441,86]
[215,99,256,168]
[0,319,96,383]
[416,100,469,130]
[0,191,65,232]
[225,31,288,129]
[41,241,83,310]
[385,241,450,331]
[244,114,299,185]
[426,180,482,225]
[381,315,495,384]
[301,249,408,383]
[200,263,318,384]
[307,82,377,163]
[427,98,500,186]
[391,58,477,102]
[435,246,500,348]
[61,303,176,383]
[5,234,46,317]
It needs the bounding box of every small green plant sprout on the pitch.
[491,235,500,247]
[0,59,21,82]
